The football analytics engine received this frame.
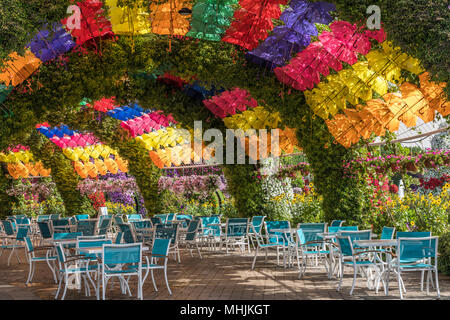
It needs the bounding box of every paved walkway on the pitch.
[0,245,448,300]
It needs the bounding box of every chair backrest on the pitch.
[53,232,82,240]
[176,214,193,228]
[298,223,327,233]
[97,217,112,236]
[154,214,168,224]
[55,243,66,264]
[251,216,266,234]
[380,226,396,240]
[330,220,345,227]
[185,220,201,241]
[16,226,29,241]
[339,230,372,245]
[115,232,123,244]
[200,216,221,236]
[14,214,27,219]
[24,236,34,254]
[37,221,53,239]
[166,213,176,222]
[77,238,112,250]
[264,221,291,245]
[150,216,163,226]
[52,218,70,226]
[15,217,31,225]
[99,215,113,224]
[298,223,327,244]
[1,220,15,236]
[131,220,152,230]
[336,235,354,257]
[153,223,179,245]
[118,223,136,244]
[37,215,50,222]
[103,243,142,266]
[76,219,98,236]
[226,218,249,238]
[328,226,358,233]
[127,214,142,222]
[397,236,438,263]
[75,214,89,221]
[50,214,60,221]
[114,215,124,225]
[396,231,431,239]
[152,238,171,257]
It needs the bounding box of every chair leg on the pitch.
[196,243,202,259]
[434,269,440,299]
[397,270,404,299]
[26,261,33,285]
[350,266,357,295]
[337,262,343,292]
[61,274,69,300]
[150,269,158,292]
[252,247,259,270]
[55,273,63,299]
[164,266,172,295]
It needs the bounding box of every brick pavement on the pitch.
[0,245,448,300]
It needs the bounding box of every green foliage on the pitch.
[438,231,450,276]
[222,164,266,218]
[0,170,16,218]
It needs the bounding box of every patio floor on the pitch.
[0,246,448,300]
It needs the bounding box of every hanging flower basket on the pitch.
[424,158,435,169]
[405,162,418,173]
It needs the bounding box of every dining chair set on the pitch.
[250,219,441,299]
[0,213,442,300]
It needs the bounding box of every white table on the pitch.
[353,239,397,296]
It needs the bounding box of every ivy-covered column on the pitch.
[27,131,95,216]
[222,164,265,218]
[0,168,16,218]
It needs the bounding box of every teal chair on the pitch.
[221,218,250,253]
[392,236,440,299]
[248,216,266,249]
[294,228,336,279]
[182,220,202,259]
[142,238,172,295]
[54,243,97,300]
[101,243,143,300]
[335,235,384,295]
[24,236,57,285]
[264,221,291,267]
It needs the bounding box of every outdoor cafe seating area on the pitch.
[0,213,443,300]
